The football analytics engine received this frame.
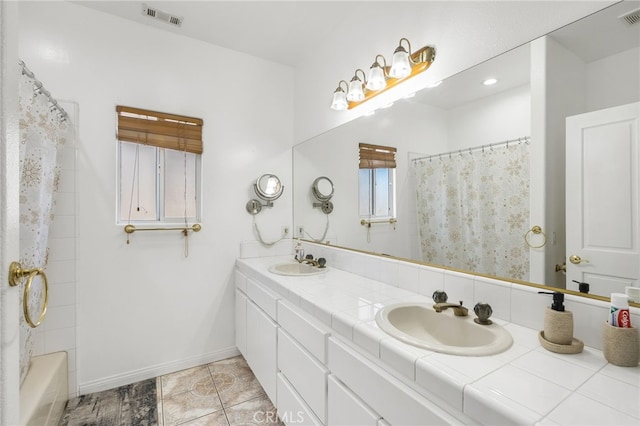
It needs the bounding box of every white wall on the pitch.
[586,46,640,112]
[447,85,531,150]
[18,2,293,393]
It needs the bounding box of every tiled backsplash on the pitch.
[239,239,640,351]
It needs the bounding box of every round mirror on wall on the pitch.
[312,176,334,201]
[255,174,283,201]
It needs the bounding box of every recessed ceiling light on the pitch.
[483,78,498,86]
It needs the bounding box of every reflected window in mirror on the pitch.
[358,143,397,219]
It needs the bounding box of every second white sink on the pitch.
[375,303,512,356]
[268,262,328,276]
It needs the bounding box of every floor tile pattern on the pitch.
[60,356,283,426]
[59,377,157,426]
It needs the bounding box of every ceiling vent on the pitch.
[618,8,640,26]
[142,3,183,27]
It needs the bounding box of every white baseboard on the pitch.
[78,346,240,395]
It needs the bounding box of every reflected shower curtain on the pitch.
[18,65,72,384]
[412,142,530,281]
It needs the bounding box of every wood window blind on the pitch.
[359,143,397,169]
[116,106,203,154]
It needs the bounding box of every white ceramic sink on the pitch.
[268,262,328,276]
[375,303,512,356]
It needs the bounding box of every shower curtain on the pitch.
[18,63,73,385]
[412,141,530,281]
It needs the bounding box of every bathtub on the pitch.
[19,351,68,426]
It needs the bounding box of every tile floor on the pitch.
[157,355,283,425]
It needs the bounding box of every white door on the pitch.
[0,1,21,424]
[566,102,640,296]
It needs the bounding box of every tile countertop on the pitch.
[236,256,640,426]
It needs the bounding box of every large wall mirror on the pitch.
[294,2,640,302]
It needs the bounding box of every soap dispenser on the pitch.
[538,291,584,354]
[294,239,304,261]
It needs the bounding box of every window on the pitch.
[116,106,203,224]
[358,143,396,218]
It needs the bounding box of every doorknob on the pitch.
[569,255,589,265]
[8,261,49,328]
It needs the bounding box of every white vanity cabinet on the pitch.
[235,261,464,426]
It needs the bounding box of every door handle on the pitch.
[8,261,49,328]
[569,255,589,265]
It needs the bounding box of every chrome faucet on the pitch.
[433,300,469,316]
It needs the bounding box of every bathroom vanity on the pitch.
[235,243,640,425]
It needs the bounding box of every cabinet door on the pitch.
[246,300,278,403]
[235,289,247,356]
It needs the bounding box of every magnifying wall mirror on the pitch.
[312,176,334,201]
[246,173,284,215]
[312,176,334,214]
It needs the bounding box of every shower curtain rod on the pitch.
[18,59,68,122]
[410,135,531,162]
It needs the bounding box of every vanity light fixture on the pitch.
[330,37,436,111]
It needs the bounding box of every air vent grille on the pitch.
[142,3,183,27]
[619,8,640,26]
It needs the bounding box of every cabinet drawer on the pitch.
[328,337,458,426]
[247,277,279,320]
[278,300,330,363]
[278,329,329,424]
[277,373,323,426]
[328,375,380,426]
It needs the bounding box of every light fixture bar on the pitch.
[347,44,435,110]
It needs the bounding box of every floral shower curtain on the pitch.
[18,64,73,385]
[411,141,530,281]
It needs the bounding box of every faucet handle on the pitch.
[474,302,493,325]
[432,290,448,303]
[317,257,327,268]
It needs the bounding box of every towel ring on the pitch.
[9,262,49,328]
[524,225,547,249]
